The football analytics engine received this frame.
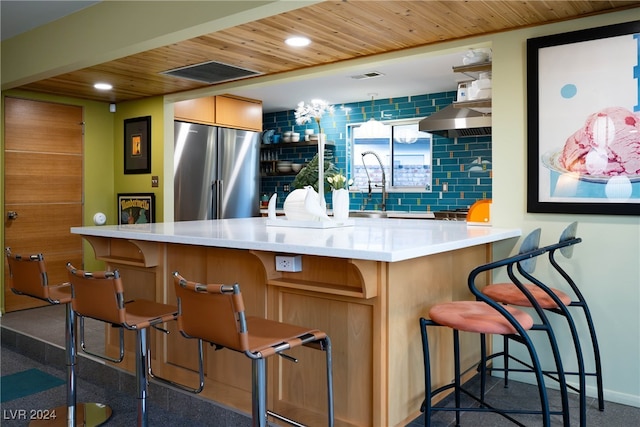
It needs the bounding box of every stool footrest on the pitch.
[79,316,125,363]
[148,338,205,394]
[267,410,306,427]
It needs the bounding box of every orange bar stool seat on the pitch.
[5,249,111,427]
[168,272,334,427]
[419,229,571,426]
[66,264,178,427]
[480,222,600,426]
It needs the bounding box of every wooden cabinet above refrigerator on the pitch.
[174,95,262,131]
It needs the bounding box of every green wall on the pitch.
[0,90,166,311]
[112,97,166,222]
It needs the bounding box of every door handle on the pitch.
[7,211,18,220]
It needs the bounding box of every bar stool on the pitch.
[166,272,334,427]
[5,249,111,426]
[481,222,598,425]
[66,263,178,427]
[419,230,571,426]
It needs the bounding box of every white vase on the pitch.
[332,188,350,221]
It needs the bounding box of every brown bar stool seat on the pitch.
[5,249,111,427]
[66,264,178,427]
[419,229,571,426]
[168,272,334,427]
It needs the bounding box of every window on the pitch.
[349,119,432,192]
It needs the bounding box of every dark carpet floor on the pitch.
[2,305,639,426]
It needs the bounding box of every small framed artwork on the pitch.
[117,193,155,225]
[124,116,151,174]
[527,20,640,215]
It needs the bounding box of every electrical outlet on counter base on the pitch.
[275,255,302,272]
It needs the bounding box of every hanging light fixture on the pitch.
[394,128,418,144]
[359,93,388,138]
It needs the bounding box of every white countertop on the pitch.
[71,218,521,262]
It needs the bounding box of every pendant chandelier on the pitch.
[359,93,388,138]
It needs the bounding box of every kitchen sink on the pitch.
[349,210,435,219]
[349,210,389,218]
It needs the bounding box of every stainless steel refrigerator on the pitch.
[174,121,260,221]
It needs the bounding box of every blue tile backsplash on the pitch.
[261,91,491,212]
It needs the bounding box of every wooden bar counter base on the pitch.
[71,218,520,427]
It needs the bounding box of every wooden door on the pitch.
[3,97,84,312]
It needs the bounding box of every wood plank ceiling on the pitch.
[16,0,640,103]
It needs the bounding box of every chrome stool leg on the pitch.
[252,358,267,427]
[137,328,149,427]
[30,305,112,427]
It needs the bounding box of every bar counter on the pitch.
[71,218,520,427]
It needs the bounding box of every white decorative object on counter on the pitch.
[282,187,329,221]
[327,173,353,221]
[282,188,313,221]
[294,99,334,213]
[304,187,331,220]
[332,189,350,221]
[268,193,278,219]
[268,187,353,228]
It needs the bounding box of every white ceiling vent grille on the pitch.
[161,61,261,84]
[350,71,385,80]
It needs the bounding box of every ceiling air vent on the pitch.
[161,61,261,84]
[350,71,385,80]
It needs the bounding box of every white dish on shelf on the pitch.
[261,129,275,144]
[276,161,292,173]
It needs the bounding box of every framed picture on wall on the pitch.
[124,116,151,174]
[526,20,640,215]
[117,193,155,225]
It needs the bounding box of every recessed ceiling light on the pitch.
[285,36,311,47]
[94,82,113,90]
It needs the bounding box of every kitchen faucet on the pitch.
[361,151,387,211]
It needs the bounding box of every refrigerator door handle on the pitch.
[216,179,223,218]
[211,180,217,220]
[212,179,223,219]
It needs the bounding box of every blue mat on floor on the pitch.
[1,368,65,402]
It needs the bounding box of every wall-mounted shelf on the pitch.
[452,62,492,77]
[261,140,334,149]
[260,140,334,176]
[453,99,491,109]
[260,160,301,177]
[452,62,492,111]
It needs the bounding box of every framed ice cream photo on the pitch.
[527,20,640,215]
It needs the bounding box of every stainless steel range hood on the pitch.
[419,105,491,138]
